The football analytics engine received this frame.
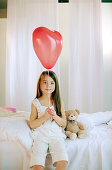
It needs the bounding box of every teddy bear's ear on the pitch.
[75,109,80,115]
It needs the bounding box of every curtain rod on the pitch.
[58,0,112,2]
[58,0,69,3]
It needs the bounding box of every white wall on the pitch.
[0,19,6,106]
[0,3,112,111]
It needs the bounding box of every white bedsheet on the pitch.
[0,141,31,170]
[0,125,112,170]
[0,110,112,170]
[66,124,112,170]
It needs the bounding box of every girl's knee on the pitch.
[33,165,44,170]
[56,160,68,168]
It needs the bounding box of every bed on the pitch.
[0,108,112,170]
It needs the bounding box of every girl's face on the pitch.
[40,75,55,95]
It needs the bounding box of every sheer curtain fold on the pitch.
[68,0,104,112]
[6,0,59,111]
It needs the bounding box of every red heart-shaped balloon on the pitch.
[32,27,63,69]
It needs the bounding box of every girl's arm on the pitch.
[29,103,51,129]
[51,100,67,128]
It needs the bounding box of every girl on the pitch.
[29,71,68,170]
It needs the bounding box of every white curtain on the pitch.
[101,4,112,111]
[68,0,104,113]
[6,0,59,111]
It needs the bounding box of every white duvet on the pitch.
[0,117,32,150]
[0,110,112,170]
[66,125,112,170]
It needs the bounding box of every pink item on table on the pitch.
[0,107,16,113]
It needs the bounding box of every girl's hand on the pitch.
[44,107,52,119]
[49,109,57,120]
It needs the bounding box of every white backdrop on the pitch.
[68,0,104,112]
[101,4,112,111]
[6,0,59,111]
[6,0,106,113]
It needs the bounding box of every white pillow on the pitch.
[0,108,16,117]
[77,113,95,132]
[9,111,31,120]
[0,117,32,150]
[78,111,112,127]
[88,111,112,126]
[0,109,31,121]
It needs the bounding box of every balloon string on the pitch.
[48,69,50,107]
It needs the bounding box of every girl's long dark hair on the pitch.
[35,71,62,117]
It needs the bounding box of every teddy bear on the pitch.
[65,109,87,140]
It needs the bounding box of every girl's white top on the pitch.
[31,98,66,139]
